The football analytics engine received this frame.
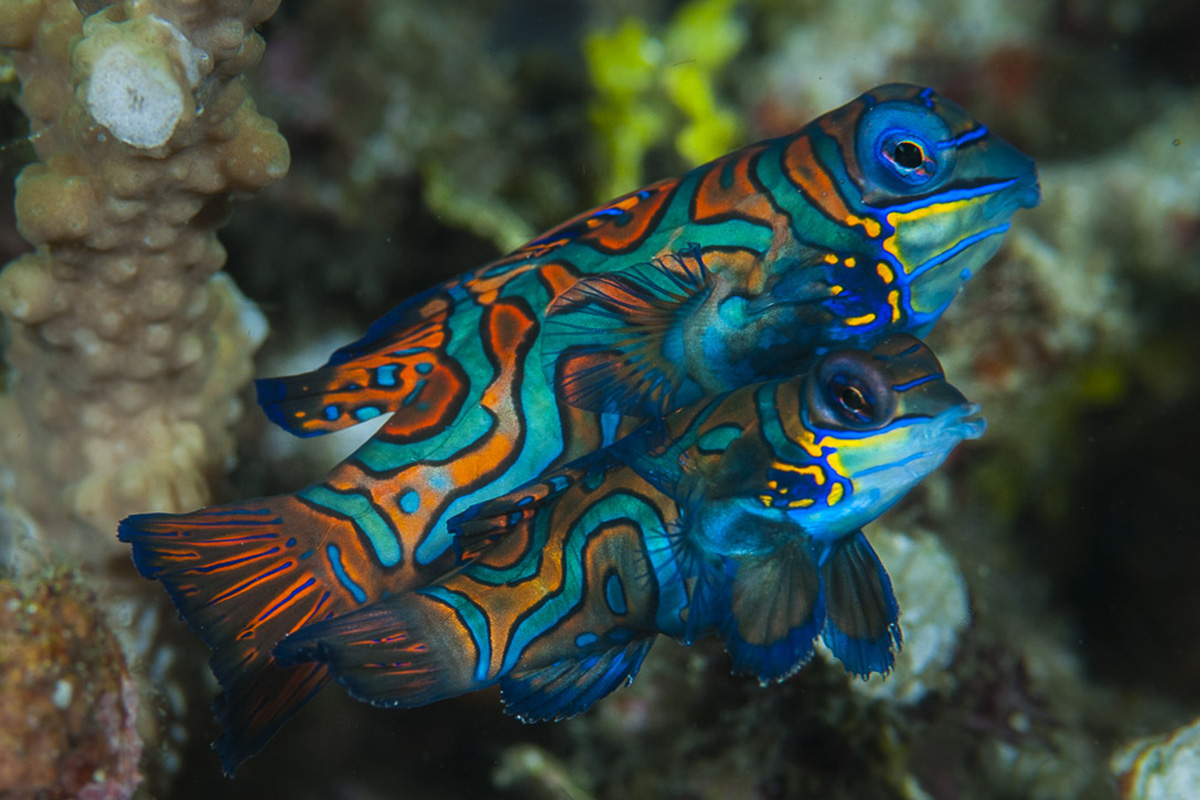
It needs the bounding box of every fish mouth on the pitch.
[984,171,1041,221]
[942,403,987,441]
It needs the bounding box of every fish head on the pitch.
[677,334,979,553]
[823,84,1040,333]
[795,333,984,534]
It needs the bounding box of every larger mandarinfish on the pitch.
[271,335,987,724]
[119,84,1036,772]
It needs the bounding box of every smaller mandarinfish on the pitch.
[269,334,985,718]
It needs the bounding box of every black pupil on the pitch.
[839,384,871,417]
[893,140,924,169]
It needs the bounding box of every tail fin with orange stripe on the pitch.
[118,496,369,775]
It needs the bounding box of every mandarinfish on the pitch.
[120,84,1034,773]
[272,334,986,721]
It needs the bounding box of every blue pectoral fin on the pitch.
[275,593,474,710]
[541,246,712,418]
[719,534,826,683]
[499,637,656,722]
[820,531,902,678]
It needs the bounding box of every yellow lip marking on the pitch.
[823,253,839,265]
[888,290,902,322]
[845,312,877,327]
[830,285,844,295]
[884,194,992,273]
[827,482,844,506]
[876,262,894,283]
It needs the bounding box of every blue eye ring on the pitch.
[855,102,955,196]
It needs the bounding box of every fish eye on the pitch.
[892,140,925,169]
[806,351,897,432]
[878,132,935,184]
[829,374,876,425]
[856,102,954,196]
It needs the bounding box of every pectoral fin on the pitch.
[719,536,825,683]
[541,246,711,418]
[819,531,902,678]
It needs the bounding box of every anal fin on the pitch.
[500,637,656,722]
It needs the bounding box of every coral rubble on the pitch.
[0,571,142,799]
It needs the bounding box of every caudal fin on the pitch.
[118,497,370,774]
[255,297,469,438]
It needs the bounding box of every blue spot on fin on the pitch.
[499,636,656,722]
[541,245,712,418]
[819,531,901,678]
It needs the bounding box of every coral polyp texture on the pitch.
[0,572,142,799]
[0,0,286,562]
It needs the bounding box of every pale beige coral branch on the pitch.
[0,0,287,567]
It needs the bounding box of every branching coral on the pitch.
[0,0,287,566]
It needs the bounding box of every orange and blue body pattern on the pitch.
[271,335,986,721]
[119,84,1036,773]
